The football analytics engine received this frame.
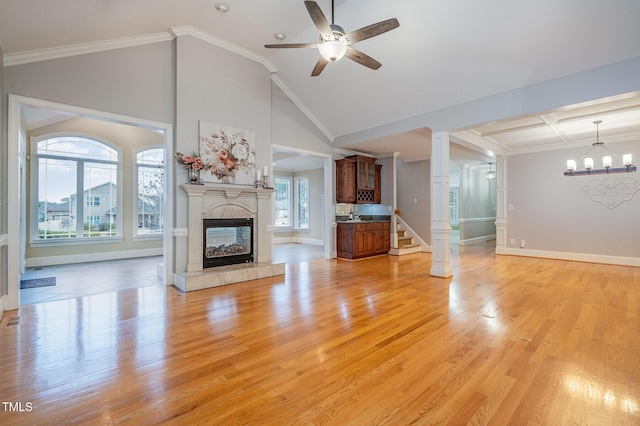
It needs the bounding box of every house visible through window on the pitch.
[86,196,100,206]
[136,148,164,236]
[32,135,120,240]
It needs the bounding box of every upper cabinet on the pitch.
[336,155,381,204]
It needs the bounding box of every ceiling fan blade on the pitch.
[304,1,334,41]
[340,18,400,45]
[264,43,321,49]
[311,56,329,77]
[345,46,382,70]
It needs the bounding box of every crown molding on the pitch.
[169,26,278,74]
[4,26,334,148]
[3,32,173,67]
[169,26,333,143]
[270,74,334,143]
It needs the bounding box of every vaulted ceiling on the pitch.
[2,0,640,166]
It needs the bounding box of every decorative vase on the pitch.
[188,167,199,184]
[221,175,235,184]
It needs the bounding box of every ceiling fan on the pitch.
[264,0,399,76]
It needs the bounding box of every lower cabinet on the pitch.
[337,222,390,259]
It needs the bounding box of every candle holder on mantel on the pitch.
[262,175,272,189]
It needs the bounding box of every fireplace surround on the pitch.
[175,183,284,292]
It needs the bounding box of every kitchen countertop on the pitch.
[336,219,390,223]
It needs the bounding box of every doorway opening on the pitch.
[7,95,174,309]
[271,144,334,263]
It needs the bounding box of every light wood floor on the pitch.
[1,243,639,425]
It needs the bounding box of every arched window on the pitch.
[135,147,164,236]
[32,135,121,241]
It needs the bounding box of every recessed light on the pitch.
[274,33,286,41]
[215,3,229,13]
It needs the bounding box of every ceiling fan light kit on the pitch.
[564,120,636,176]
[264,0,399,76]
[319,40,347,62]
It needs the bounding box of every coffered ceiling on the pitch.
[2,0,640,166]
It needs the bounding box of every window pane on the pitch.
[83,162,118,237]
[137,164,164,235]
[38,158,77,239]
[296,177,309,229]
[38,136,118,161]
[274,177,291,227]
[137,148,164,166]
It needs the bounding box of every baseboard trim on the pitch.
[459,235,496,246]
[273,237,323,246]
[498,248,640,267]
[25,248,163,268]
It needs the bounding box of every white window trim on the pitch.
[29,132,123,246]
[274,175,293,229]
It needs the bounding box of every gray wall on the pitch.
[397,159,430,244]
[459,165,496,242]
[1,44,6,298]
[271,83,333,155]
[4,42,173,125]
[507,140,640,257]
[378,156,393,207]
[173,35,272,272]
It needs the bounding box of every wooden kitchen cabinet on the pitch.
[335,155,381,204]
[337,221,390,259]
[335,157,357,203]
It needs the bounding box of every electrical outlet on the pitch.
[520,239,525,248]
[510,238,515,245]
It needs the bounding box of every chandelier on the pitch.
[564,120,636,176]
[486,162,496,180]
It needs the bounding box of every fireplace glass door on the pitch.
[203,218,253,268]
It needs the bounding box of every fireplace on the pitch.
[203,218,254,268]
[176,184,283,293]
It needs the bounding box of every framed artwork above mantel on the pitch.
[199,121,256,185]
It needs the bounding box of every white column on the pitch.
[184,185,207,272]
[494,157,508,255]
[256,189,273,263]
[392,151,400,249]
[430,131,453,278]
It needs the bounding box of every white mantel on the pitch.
[175,183,284,292]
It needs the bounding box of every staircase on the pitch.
[390,226,422,255]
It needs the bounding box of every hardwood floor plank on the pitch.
[2,243,639,424]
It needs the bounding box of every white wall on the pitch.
[507,140,640,260]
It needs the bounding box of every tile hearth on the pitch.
[174,261,285,292]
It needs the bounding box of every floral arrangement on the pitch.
[199,129,255,180]
[175,152,208,171]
